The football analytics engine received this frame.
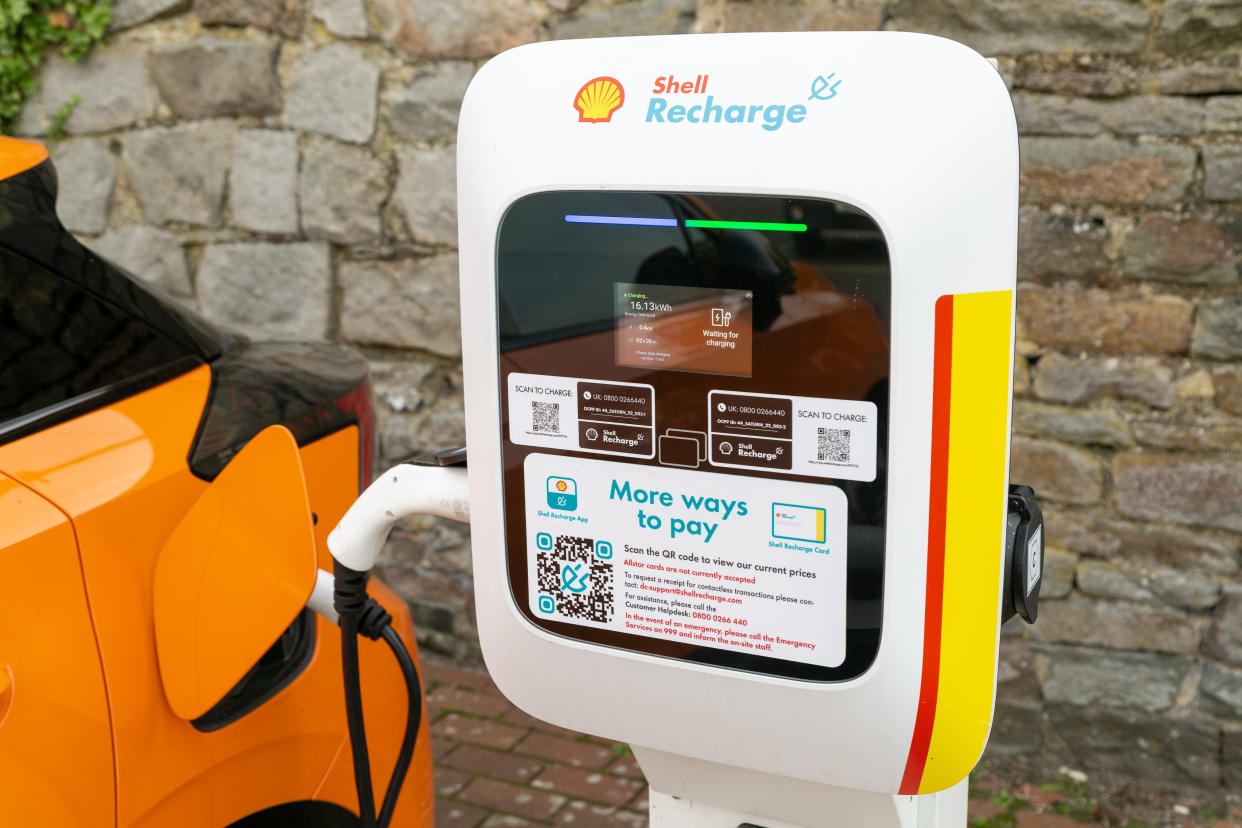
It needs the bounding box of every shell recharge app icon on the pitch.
[546,476,578,511]
[574,76,624,122]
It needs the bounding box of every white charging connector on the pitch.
[307,568,339,625]
[308,463,470,626]
[327,463,471,572]
[320,460,472,828]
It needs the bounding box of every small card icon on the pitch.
[659,434,700,468]
[771,503,826,544]
[547,476,577,511]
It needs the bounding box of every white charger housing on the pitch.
[457,31,1018,804]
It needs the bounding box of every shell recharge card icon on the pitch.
[574,76,624,122]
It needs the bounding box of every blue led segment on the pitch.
[564,214,678,227]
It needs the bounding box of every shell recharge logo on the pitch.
[574,76,624,122]
[573,72,838,131]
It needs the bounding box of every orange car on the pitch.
[0,138,433,826]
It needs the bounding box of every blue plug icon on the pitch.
[809,73,841,101]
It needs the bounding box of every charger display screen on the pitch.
[615,282,753,376]
[496,190,892,682]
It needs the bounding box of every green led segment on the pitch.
[684,219,808,232]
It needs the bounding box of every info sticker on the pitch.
[523,452,849,668]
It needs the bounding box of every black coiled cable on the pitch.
[334,560,379,828]
[334,559,421,828]
[378,624,421,827]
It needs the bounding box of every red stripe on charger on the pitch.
[899,294,955,795]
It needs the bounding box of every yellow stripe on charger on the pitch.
[919,289,1012,794]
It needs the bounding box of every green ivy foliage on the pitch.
[0,0,112,136]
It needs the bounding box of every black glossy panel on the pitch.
[496,191,892,682]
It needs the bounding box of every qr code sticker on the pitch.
[532,401,560,434]
[817,427,851,463]
[536,535,614,624]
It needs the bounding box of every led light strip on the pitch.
[684,219,807,232]
[564,214,677,227]
[563,215,808,232]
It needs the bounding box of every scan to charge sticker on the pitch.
[707,389,877,482]
[508,372,656,459]
[524,452,847,668]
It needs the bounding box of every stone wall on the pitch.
[15,0,1242,794]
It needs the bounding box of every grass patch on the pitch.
[968,814,1017,828]
[990,789,1027,810]
[0,1,112,134]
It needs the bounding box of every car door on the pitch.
[0,472,115,825]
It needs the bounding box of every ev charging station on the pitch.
[328,29,1044,828]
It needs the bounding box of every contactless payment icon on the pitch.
[771,503,827,544]
[547,476,578,511]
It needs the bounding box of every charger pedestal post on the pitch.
[637,747,967,828]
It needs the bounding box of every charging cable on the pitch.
[313,455,469,828]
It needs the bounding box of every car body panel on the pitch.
[0,472,115,825]
[0,370,430,827]
[0,368,219,826]
[0,137,48,181]
[1,130,431,828]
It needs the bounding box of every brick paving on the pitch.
[425,661,1242,828]
[424,661,649,828]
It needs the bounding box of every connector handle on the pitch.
[327,464,470,572]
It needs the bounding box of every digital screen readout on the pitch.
[614,282,753,376]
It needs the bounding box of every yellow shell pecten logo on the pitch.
[574,76,624,123]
